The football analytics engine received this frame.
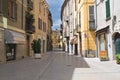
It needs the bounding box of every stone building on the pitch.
[33,0,50,54]
[0,0,27,63]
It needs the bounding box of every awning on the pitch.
[5,30,26,44]
[96,26,109,35]
[73,37,78,44]
[70,36,78,44]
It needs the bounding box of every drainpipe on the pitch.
[94,0,98,57]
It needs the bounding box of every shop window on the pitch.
[99,34,105,51]
[6,44,16,61]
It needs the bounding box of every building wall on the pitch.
[0,0,27,62]
[96,0,113,60]
[0,28,6,63]
[33,0,48,54]
[76,0,96,57]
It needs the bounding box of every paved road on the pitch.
[0,48,120,80]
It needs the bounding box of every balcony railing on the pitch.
[27,0,33,10]
[25,25,35,34]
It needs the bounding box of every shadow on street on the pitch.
[39,48,90,80]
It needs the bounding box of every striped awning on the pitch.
[5,30,26,44]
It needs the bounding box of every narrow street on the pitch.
[0,48,120,80]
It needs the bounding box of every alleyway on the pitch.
[0,48,120,80]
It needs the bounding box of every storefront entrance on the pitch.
[114,33,120,54]
[99,33,108,60]
[6,44,16,61]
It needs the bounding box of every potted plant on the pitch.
[116,54,120,64]
[31,39,41,59]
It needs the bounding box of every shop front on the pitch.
[5,30,26,61]
[113,22,120,60]
[96,26,109,61]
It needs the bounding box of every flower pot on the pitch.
[34,53,41,59]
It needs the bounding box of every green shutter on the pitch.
[106,0,110,19]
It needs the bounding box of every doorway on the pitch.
[6,44,16,61]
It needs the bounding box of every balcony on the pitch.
[25,25,35,34]
[27,0,33,11]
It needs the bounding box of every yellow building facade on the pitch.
[76,0,96,57]
[32,0,49,54]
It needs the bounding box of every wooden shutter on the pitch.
[2,0,9,17]
[14,1,17,20]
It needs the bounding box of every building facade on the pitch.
[95,0,120,61]
[47,10,53,51]
[61,0,75,54]
[33,0,49,54]
[61,0,96,57]
[0,0,52,63]
[76,0,96,57]
[0,0,27,63]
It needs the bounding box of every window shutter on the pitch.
[89,6,95,30]
[79,12,81,26]
[89,6,94,21]
[106,0,110,19]
[0,0,2,13]
[14,2,17,20]
[2,0,9,17]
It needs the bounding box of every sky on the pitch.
[46,0,64,30]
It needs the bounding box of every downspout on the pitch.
[94,0,98,57]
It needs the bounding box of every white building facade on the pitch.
[95,0,120,60]
[61,0,76,55]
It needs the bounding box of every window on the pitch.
[99,34,106,51]
[105,0,110,20]
[44,7,46,16]
[89,6,95,30]
[9,0,17,19]
[79,12,81,26]
[0,0,2,13]
[75,0,77,10]
[38,18,42,30]
[43,22,46,32]
[39,3,41,12]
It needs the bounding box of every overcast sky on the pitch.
[46,0,64,30]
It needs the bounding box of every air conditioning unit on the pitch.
[100,0,104,2]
